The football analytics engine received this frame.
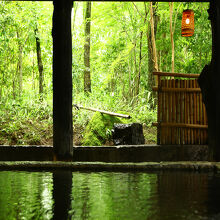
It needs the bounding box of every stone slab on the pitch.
[0,161,219,172]
[0,145,212,162]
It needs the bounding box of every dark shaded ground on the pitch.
[0,123,156,146]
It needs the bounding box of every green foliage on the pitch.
[82,112,123,146]
[0,94,52,145]
[0,2,211,145]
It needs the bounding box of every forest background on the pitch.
[0,1,211,145]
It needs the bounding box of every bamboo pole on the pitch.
[194,79,198,144]
[199,92,204,144]
[172,79,176,144]
[189,80,192,144]
[191,80,194,144]
[152,122,208,129]
[184,80,187,144]
[152,87,201,93]
[157,76,161,145]
[161,80,165,144]
[164,79,169,144]
[73,105,131,119]
[176,80,180,144]
[153,71,200,78]
[187,80,191,144]
[179,80,182,144]
[168,79,172,144]
[180,80,184,144]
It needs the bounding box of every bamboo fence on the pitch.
[152,72,208,145]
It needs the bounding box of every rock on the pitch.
[112,123,145,145]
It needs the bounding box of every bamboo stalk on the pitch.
[171,79,176,144]
[152,87,201,93]
[190,80,193,144]
[174,80,177,144]
[152,122,208,129]
[184,80,187,144]
[168,79,172,144]
[73,105,131,119]
[194,79,198,144]
[157,76,161,145]
[180,80,184,144]
[164,79,168,144]
[181,81,184,144]
[153,71,200,78]
[187,80,191,144]
[191,80,194,144]
[161,80,165,144]
[176,80,181,144]
[199,93,204,144]
[193,80,196,144]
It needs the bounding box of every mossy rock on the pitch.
[82,112,129,146]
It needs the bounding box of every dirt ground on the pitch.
[0,124,156,146]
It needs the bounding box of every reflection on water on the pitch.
[0,170,220,219]
[71,172,158,220]
[53,171,72,220]
[0,171,53,220]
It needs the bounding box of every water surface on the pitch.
[0,170,220,220]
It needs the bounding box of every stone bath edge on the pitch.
[0,161,220,172]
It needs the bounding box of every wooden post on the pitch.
[198,0,220,160]
[52,0,73,160]
[213,1,220,160]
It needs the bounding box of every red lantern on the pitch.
[181,9,194,37]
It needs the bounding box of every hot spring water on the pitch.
[0,170,220,220]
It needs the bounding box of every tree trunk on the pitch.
[169,2,175,73]
[84,1,92,93]
[136,33,143,97]
[72,2,78,33]
[35,26,44,96]
[150,2,159,74]
[17,31,23,96]
[53,0,73,161]
[136,5,148,98]
[133,43,137,99]
[147,2,159,108]
[13,65,17,99]
[32,54,35,91]
[128,58,132,100]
